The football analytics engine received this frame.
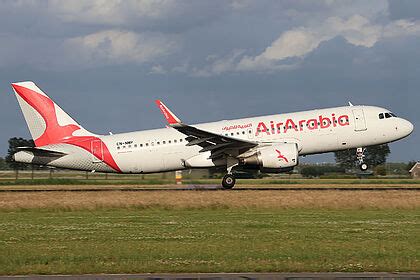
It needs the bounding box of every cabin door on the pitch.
[352,109,367,131]
[91,140,104,163]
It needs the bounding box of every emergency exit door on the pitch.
[352,109,367,131]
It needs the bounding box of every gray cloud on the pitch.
[388,0,420,20]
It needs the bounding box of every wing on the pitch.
[155,100,257,159]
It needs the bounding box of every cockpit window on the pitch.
[380,112,397,119]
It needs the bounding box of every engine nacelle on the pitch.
[240,143,298,172]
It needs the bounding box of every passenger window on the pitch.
[379,113,384,119]
[145,143,149,147]
[168,140,171,144]
[180,139,183,142]
[134,144,137,148]
[157,142,160,145]
[140,144,143,147]
[117,146,120,150]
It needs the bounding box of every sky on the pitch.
[0,0,419,162]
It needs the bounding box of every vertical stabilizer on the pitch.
[11,81,93,147]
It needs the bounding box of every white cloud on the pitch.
[203,15,420,74]
[65,29,179,66]
[149,64,167,74]
[48,0,177,25]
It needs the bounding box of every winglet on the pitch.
[155,100,182,125]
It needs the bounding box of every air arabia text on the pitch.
[255,114,349,136]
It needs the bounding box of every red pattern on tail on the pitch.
[12,84,80,146]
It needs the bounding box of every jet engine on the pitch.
[239,143,298,173]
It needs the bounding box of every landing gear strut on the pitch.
[222,156,238,189]
[222,174,236,189]
[356,147,369,171]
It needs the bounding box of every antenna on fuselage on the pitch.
[348,101,354,106]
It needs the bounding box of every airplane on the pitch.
[11,81,414,189]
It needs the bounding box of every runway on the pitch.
[0,185,419,192]
[0,272,419,280]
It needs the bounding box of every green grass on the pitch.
[0,208,418,274]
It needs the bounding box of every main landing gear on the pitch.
[222,173,236,189]
[222,156,238,189]
[356,147,369,171]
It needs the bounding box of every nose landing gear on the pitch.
[356,147,369,171]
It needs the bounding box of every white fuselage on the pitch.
[35,105,413,173]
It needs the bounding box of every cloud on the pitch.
[64,29,179,67]
[388,0,420,20]
[196,15,420,75]
[1,1,419,75]
[0,29,179,70]
[149,64,167,74]
[43,0,232,33]
[48,0,177,26]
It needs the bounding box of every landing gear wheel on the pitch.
[222,174,236,189]
[360,163,368,171]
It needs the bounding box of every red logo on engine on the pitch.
[275,149,289,163]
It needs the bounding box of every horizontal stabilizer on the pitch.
[16,146,67,157]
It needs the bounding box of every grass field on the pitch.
[0,189,419,274]
[0,208,418,274]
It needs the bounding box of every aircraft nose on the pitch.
[400,119,414,137]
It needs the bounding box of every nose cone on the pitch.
[399,119,414,138]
